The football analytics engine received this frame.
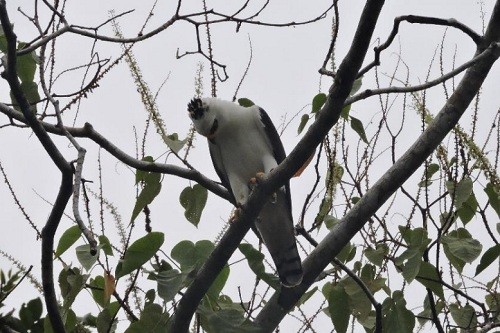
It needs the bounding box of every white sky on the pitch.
[1,0,499,332]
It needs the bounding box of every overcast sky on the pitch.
[1,0,499,331]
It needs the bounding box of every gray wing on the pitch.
[256,107,303,287]
[208,139,236,205]
[258,108,293,219]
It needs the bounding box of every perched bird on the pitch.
[187,97,303,287]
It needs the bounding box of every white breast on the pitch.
[215,107,278,204]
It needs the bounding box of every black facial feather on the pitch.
[187,98,206,120]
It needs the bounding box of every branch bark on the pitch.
[168,0,386,331]
[255,1,500,330]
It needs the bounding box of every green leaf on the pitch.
[76,244,99,271]
[207,264,230,302]
[179,184,208,227]
[382,291,415,333]
[442,229,482,263]
[340,104,351,119]
[350,116,368,144]
[401,251,422,283]
[125,303,169,333]
[418,163,440,187]
[297,114,309,134]
[457,192,477,224]
[59,267,87,310]
[99,235,114,256]
[171,240,214,271]
[165,133,186,154]
[135,156,154,184]
[475,244,500,276]
[238,98,255,107]
[17,46,38,83]
[485,182,500,218]
[238,243,280,290]
[324,215,340,230]
[89,276,107,308]
[349,77,363,96]
[326,284,350,333]
[311,93,327,114]
[27,298,43,322]
[336,242,356,264]
[115,232,164,279]
[130,172,162,223]
[449,303,477,329]
[442,229,482,273]
[398,227,431,249]
[395,228,430,282]
[11,81,40,112]
[96,305,118,333]
[55,225,82,257]
[340,277,371,320]
[446,177,473,209]
[198,303,260,333]
[418,295,445,326]
[365,244,389,267]
[314,195,332,227]
[415,261,444,300]
[154,269,188,303]
[485,293,500,313]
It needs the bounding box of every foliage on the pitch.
[0,1,499,333]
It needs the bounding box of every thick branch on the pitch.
[254,1,500,329]
[0,1,74,331]
[168,0,386,331]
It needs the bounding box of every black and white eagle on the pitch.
[187,97,303,287]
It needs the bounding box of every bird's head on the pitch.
[187,97,220,139]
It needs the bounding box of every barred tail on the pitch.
[255,190,303,288]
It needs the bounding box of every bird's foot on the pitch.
[248,172,266,191]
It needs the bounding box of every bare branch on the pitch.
[0,104,230,202]
[346,42,500,106]
[358,14,483,78]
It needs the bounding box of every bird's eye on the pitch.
[209,119,218,136]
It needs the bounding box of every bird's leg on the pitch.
[248,172,278,204]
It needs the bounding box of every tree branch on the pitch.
[0,105,231,202]
[168,0,386,331]
[254,1,500,329]
[0,1,74,331]
[358,14,483,78]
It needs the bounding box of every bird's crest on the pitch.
[187,98,206,120]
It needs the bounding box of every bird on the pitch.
[187,97,303,287]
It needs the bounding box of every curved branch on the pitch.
[346,43,499,106]
[358,14,483,78]
[0,106,231,202]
